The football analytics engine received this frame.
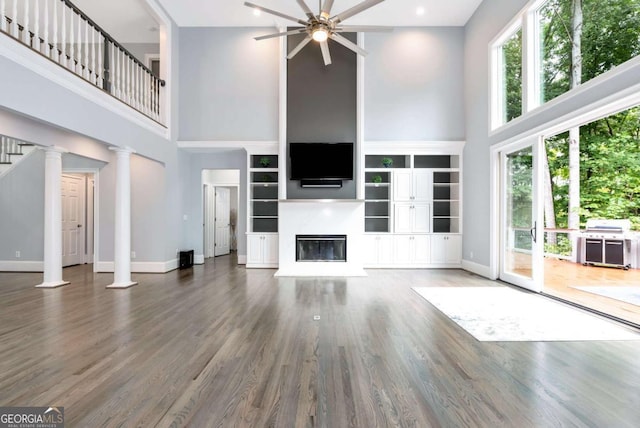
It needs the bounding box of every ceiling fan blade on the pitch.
[287,36,312,59]
[320,40,332,65]
[320,0,335,19]
[334,25,393,33]
[296,0,315,20]
[329,33,368,56]
[244,2,308,26]
[332,0,385,24]
[255,28,307,41]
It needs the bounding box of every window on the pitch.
[492,26,523,129]
[491,0,640,130]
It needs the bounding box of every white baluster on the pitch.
[84,18,89,79]
[97,33,102,88]
[120,49,125,100]
[60,0,66,66]
[0,0,6,33]
[91,26,96,84]
[68,8,74,70]
[43,0,49,55]
[135,63,140,109]
[22,0,29,45]
[52,0,58,60]
[115,46,121,98]
[11,0,17,37]
[76,9,81,74]
[110,43,115,95]
[34,0,40,51]
[143,71,149,114]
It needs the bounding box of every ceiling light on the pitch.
[312,28,328,42]
[416,6,425,16]
[253,8,261,16]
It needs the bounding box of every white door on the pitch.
[363,235,379,265]
[413,235,431,264]
[62,174,85,267]
[500,138,544,292]
[214,187,231,256]
[203,185,216,258]
[393,235,413,264]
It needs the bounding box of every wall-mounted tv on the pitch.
[289,142,354,181]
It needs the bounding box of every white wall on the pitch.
[364,28,465,140]
[178,28,279,141]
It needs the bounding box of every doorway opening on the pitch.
[202,170,240,261]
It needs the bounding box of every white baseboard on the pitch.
[194,254,205,265]
[0,260,44,272]
[95,260,178,273]
[461,259,494,279]
[237,254,247,265]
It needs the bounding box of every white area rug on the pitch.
[572,286,640,307]
[413,286,640,342]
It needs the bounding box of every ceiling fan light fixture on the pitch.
[312,28,329,42]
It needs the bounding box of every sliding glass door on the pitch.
[500,138,544,292]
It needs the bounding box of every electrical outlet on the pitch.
[131,251,136,259]
[313,315,320,321]
[15,250,20,258]
[470,251,474,259]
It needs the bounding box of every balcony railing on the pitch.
[0,0,165,124]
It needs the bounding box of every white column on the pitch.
[107,147,137,289]
[36,146,70,288]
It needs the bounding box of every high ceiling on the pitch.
[71,0,483,44]
[157,0,483,27]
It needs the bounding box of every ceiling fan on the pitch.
[244,0,392,65]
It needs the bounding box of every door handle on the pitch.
[77,224,82,228]
[530,222,536,243]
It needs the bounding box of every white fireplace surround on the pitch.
[276,200,366,277]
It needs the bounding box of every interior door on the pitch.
[500,139,544,292]
[62,174,85,267]
[214,187,231,256]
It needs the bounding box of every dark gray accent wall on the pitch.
[287,33,357,199]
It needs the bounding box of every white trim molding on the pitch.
[96,260,178,273]
[178,140,279,153]
[237,254,247,265]
[461,259,494,279]
[364,141,466,155]
[0,261,44,272]
[194,254,205,264]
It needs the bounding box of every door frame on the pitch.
[201,169,240,262]
[62,168,100,271]
[490,137,544,292]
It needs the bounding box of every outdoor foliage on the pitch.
[506,0,640,237]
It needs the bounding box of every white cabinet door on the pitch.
[263,235,279,264]
[393,235,413,264]
[413,203,431,233]
[378,235,394,264]
[364,235,395,266]
[431,235,461,264]
[393,170,413,201]
[247,234,279,266]
[247,234,264,265]
[413,170,432,201]
[413,235,431,264]
[394,203,413,233]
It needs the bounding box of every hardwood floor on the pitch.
[1,258,640,427]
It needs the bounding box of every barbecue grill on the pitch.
[580,219,635,269]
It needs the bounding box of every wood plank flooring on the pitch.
[543,258,640,325]
[1,257,640,427]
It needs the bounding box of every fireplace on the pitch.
[296,235,347,262]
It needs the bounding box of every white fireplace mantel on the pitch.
[275,200,367,277]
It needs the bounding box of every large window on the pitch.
[492,0,640,129]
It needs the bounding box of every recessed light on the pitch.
[416,6,425,16]
[253,8,261,16]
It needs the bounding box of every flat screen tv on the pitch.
[289,142,354,180]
